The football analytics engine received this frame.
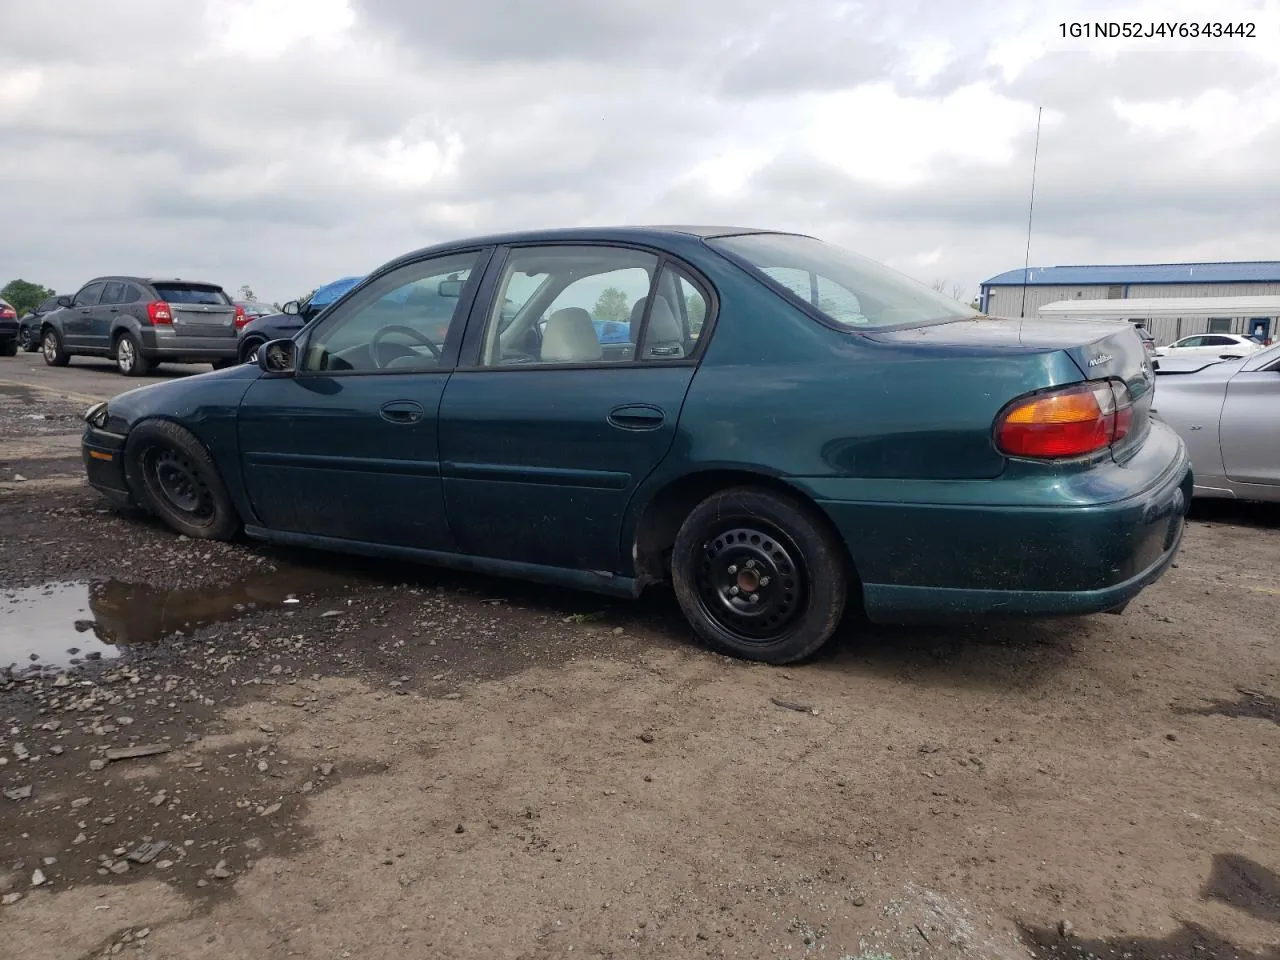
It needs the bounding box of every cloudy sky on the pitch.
[1,0,1277,305]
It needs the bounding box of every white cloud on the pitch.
[0,0,1278,303]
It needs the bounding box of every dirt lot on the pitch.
[2,358,1278,960]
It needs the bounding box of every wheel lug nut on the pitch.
[745,559,756,569]
[759,576,771,587]
[749,594,760,603]
[729,586,739,596]
[727,564,738,575]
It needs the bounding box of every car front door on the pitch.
[64,282,106,346]
[92,281,127,350]
[236,249,490,549]
[438,244,710,574]
[1220,348,1280,488]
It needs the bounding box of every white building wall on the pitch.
[984,280,1280,343]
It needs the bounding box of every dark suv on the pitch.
[17,296,63,353]
[41,277,243,376]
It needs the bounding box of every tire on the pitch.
[19,327,39,352]
[211,358,236,371]
[42,328,70,367]
[0,338,16,357]
[670,486,848,664]
[238,337,265,364]
[123,420,241,540]
[114,331,152,377]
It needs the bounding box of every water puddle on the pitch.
[2,567,364,670]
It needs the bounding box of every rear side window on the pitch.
[100,282,126,305]
[711,232,976,330]
[153,284,229,305]
[122,285,144,304]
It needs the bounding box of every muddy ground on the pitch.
[1,361,1278,960]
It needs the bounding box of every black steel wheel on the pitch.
[123,420,241,540]
[18,326,39,352]
[671,487,848,664]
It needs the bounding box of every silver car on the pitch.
[1150,342,1280,502]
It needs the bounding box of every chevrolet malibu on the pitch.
[81,227,1192,663]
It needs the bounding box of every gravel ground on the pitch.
[1,363,1278,960]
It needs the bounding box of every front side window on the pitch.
[480,246,659,366]
[302,251,482,373]
[74,283,105,307]
[710,232,976,330]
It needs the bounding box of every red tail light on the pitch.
[995,379,1134,459]
[0,307,15,319]
[147,301,173,324]
[234,304,248,329]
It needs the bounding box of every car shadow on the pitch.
[1188,498,1280,530]
[1019,853,1280,960]
[67,358,213,379]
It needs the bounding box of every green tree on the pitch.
[238,284,256,301]
[592,286,630,322]
[1,279,56,316]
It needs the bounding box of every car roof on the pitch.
[78,276,225,288]
[381,225,806,269]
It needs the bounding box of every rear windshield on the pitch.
[709,233,977,330]
[153,284,229,305]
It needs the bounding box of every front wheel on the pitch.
[123,420,242,540]
[671,487,849,664]
[238,337,265,364]
[18,327,39,352]
[42,329,70,366]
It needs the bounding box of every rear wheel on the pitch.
[42,328,69,366]
[670,487,848,664]
[124,420,241,540]
[115,332,152,377]
[18,327,39,352]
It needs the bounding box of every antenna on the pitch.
[1019,106,1043,319]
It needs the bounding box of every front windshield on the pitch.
[709,232,978,330]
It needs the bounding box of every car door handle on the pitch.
[379,400,425,424]
[109,307,120,313]
[607,403,666,431]
[78,308,91,313]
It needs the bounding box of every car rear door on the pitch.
[152,282,237,343]
[64,282,106,346]
[1219,347,1280,488]
[437,244,708,575]
[91,281,127,350]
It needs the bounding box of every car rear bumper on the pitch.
[799,420,1193,622]
[82,426,135,507]
[139,329,238,360]
[0,320,17,338]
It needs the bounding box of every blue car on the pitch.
[236,276,365,363]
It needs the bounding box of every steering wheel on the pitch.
[370,325,441,369]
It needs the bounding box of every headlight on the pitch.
[84,402,109,429]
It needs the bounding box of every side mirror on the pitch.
[437,279,464,299]
[56,295,73,308]
[281,300,301,316]
[258,338,298,375]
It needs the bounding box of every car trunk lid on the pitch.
[152,283,236,339]
[867,316,1156,460]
